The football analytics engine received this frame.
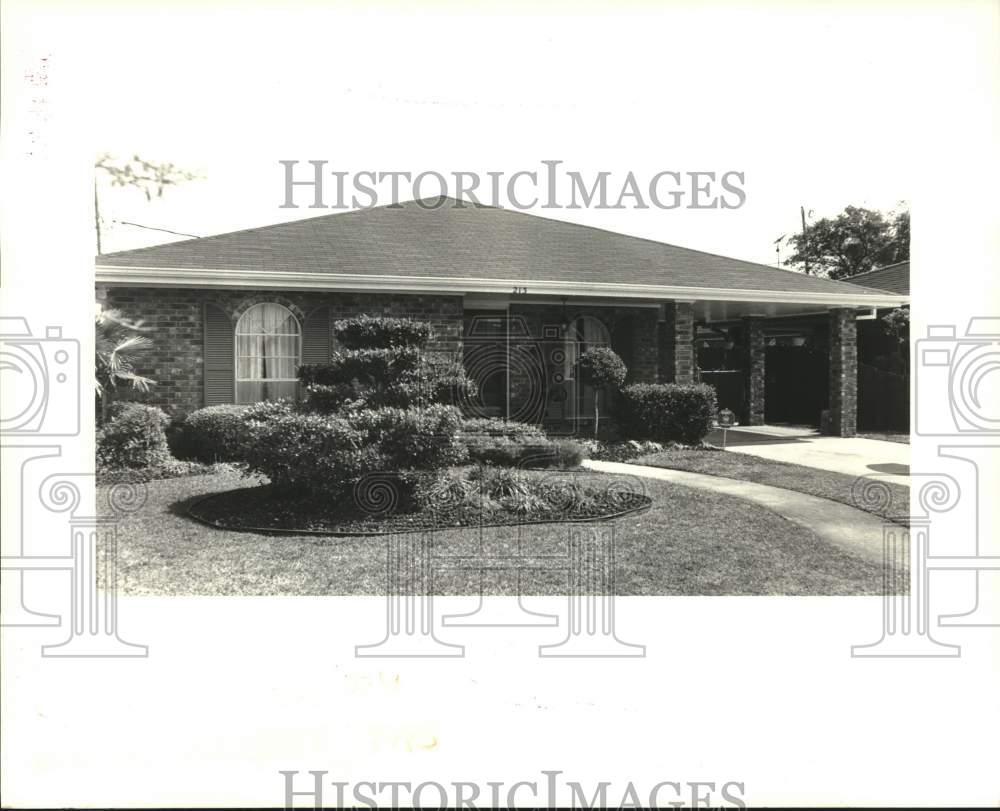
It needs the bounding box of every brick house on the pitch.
[94,198,908,436]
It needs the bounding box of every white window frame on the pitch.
[234,302,302,403]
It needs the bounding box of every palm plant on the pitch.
[95,304,155,422]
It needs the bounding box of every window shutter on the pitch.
[302,306,331,365]
[204,303,235,405]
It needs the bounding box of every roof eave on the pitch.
[95,265,910,308]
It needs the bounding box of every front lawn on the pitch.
[632,449,909,523]
[101,468,885,596]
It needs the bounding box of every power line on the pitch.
[112,220,201,239]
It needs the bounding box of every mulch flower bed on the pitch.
[189,480,651,536]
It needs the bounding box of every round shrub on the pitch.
[575,346,627,437]
[348,404,468,470]
[174,404,249,463]
[242,398,296,424]
[97,403,171,469]
[241,413,379,499]
[620,383,718,445]
[575,346,627,390]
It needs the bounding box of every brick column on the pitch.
[828,308,858,437]
[742,317,766,425]
[656,301,695,384]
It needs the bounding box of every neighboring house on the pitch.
[94,198,907,437]
[843,260,909,297]
[844,260,910,431]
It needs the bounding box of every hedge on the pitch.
[333,315,433,349]
[97,403,172,469]
[241,413,379,498]
[172,404,249,463]
[349,404,468,470]
[173,400,295,463]
[619,383,717,444]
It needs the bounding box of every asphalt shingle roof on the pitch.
[97,197,895,298]
[841,261,910,295]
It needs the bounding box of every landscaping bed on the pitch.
[189,467,651,535]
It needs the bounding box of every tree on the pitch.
[880,306,910,373]
[784,205,909,279]
[95,304,156,423]
[574,346,628,437]
[94,154,200,254]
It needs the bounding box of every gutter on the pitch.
[94,265,910,309]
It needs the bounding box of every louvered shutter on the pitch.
[301,306,331,365]
[204,303,235,405]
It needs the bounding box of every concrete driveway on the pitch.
[706,425,910,480]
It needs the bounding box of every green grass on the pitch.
[632,449,909,523]
[100,468,885,596]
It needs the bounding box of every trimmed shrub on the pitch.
[301,352,475,413]
[575,346,628,437]
[97,403,171,469]
[231,316,475,503]
[174,400,296,463]
[241,413,379,498]
[349,404,468,469]
[242,398,296,424]
[464,435,587,469]
[460,417,546,441]
[300,347,422,388]
[173,404,248,463]
[575,346,627,389]
[333,314,434,350]
[620,383,717,445]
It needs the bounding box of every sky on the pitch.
[27,3,969,263]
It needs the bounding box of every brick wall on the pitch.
[657,300,695,384]
[97,286,464,416]
[828,308,858,437]
[742,316,766,425]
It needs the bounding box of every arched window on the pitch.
[235,303,301,403]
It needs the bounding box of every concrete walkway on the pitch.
[584,459,890,565]
[707,426,910,480]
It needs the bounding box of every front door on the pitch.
[463,310,508,417]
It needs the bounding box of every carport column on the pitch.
[656,300,695,384]
[742,317,766,425]
[828,308,858,437]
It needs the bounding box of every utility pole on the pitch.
[800,205,810,275]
